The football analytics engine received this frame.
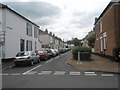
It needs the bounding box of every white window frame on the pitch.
[34,27,38,38]
[26,23,32,36]
[100,20,102,33]
[26,40,32,51]
[103,32,107,50]
[100,37,103,51]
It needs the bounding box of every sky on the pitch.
[1,0,111,41]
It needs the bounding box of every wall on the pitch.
[94,4,120,56]
[3,8,39,58]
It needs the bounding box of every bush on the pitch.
[113,47,120,61]
[72,46,91,60]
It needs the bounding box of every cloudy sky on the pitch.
[1,0,111,41]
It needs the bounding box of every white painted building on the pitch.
[0,4,41,60]
[39,29,65,49]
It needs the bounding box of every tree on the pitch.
[72,38,81,46]
[87,34,96,48]
[66,38,81,47]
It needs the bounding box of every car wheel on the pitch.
[38,59,40,63]
[44,57,47,61]
[14,62,19,67]
[30,60,34,66]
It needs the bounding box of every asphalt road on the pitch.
[1,51,119,88]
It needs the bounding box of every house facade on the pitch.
[81,30,95,48]
[0,4,41,60]
[39,29,65,49]
[94,1,120,57]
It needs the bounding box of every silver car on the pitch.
[14,51,40,66]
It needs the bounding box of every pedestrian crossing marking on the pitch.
[69,72,81,75]
[38,71,52,75]
[85,73,97,76]
[101,74,114,77]
[0,73,9,75]
[1,71,115,77]
[54,71,65,75]
[85,72,95,74]
[11,73,21,75]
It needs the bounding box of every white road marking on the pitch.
[85,74,97,76]
[23,71,37,75]
[38,71,52,75]
[54,71,65,75]
[11,73,21,75]
[22,65,41,75]
[45,59,53,63]
[69,72,81,75]
[101,74,114,77]
[85,72,95,74]
[0,73,9,75]
[55,56,59,59]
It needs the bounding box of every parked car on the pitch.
[50,49,57,57]
[46,49,54,57]
[54,49,60,55]
[36,50,50,60]
[58,48,65,53]
[14,51,40,66]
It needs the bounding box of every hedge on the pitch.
[72,46,91,60]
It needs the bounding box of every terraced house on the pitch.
[39,29,65,49]
[94,0,120,57]
[0,4,41,60]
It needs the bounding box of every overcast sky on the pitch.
[1,0,111,41]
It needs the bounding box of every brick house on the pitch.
[94,1,120,57]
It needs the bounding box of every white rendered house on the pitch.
[0,4,41,60]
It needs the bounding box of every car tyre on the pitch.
[14,62,19,67]
[38,59,40,63]
[30,60,34,66]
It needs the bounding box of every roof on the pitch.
[0,3,40,28]
[94,1,120,25]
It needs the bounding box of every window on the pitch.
[103,32,107,50]
[103,37,107,50]
[100,37,103,51]
[100,21,102,33]
[26,23,32,36]
[35,42,37,50]
[34,27,38,38]
[26,40,32,51]
[20,39,25,51]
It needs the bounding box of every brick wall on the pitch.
[94,3,120,56]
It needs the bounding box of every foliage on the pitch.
[113,47,120,61]
[72,46,91,60]
[66,37,81,46]
[87,34,96,48]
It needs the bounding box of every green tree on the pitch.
[87,34,96,48]
[72,38,81,46]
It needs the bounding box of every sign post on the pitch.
[77,52,82,64]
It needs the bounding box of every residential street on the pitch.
[2,51,119,88]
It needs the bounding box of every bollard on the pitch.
[77,52,82,64]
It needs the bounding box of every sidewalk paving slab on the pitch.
[67,54,120,74]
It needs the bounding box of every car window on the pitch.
[16,52,29,57]
[31,52,35,56]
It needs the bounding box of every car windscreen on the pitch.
[46,50,51,53]
[16,52,29,57]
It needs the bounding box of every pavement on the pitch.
[67,54,120,74]
[2,60,14,70]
